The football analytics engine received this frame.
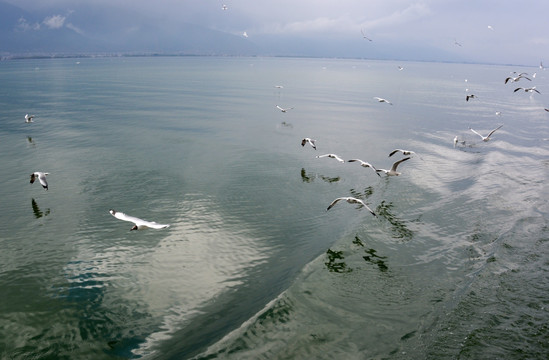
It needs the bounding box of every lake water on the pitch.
[1,56,548,359]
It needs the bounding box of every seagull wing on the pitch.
[37,173,48,190]
[109,210,169,229]
[327,197,344,211]
[514,87,523,92]
[486,124,503,138]
[391,157,411,172]
[469,128,485,139]
[388,149,401,157]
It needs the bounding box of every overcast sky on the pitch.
[5,0,549,65]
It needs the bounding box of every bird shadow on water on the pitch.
[375,200,414,242]
[31,198,50,219]
[324,235,389,273]
[300,168,340,183]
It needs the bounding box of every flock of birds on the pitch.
[26,114,171,231]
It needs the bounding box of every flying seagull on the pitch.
[316,154,344,163]
[30,172,49,190]
[347,159,381,176]
[361,29,373,41]
[109,209,170,231]
[466,94,477,102]
[326,197,377,217]
[221,4,228,10]
[373,97,393,105]
[301,138,317,150]
[514,87,541,94]
[504,74,531,84]
[376,157,411,176]
[388,149,417,157]
[454,39,462,47]
[276,105,294,113]
[25,114,35,123]
[469,125,503,142]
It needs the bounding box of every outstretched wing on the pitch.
[391,157,411,172]
[469,128,484,139]
[487,124,503,137]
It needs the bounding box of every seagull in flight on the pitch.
[469,125,503,142]
[25,114,35,123]
[242,31,248,38]
[505,74,531,84]
[388,149,417,157]
[30,172,49,190]
[466,94,477,102]
[221,4,228,10]
[514,87,541,94]
[376,157,411,176]
[301,138,317,150]
[361,29,373,41]
[316,154,344,163]
[374,97,393,105]
[327,197,377,217]
[276,105,294,113]
[454,39,462,47]
[109,209,170,231]
[347,159,381,176]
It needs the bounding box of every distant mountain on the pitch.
[0,1,260,56]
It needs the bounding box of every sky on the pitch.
[3,0,549,65]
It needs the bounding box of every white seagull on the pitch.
[469,125,503,142]
[25,114,35,123]
[109,209,170,231]
[514,87,541,94]
[373,97,393,105]
[388,149,417,157]
[316,154,344,163]
[361,29,373,41]
[30,172,49,190]
[505,74,531,84]
[376,157,411,176]
[327,197,377,217]
[301,138,317,150]
[347,159,381,176]
[221,4,228,10]
[276,105,294,113]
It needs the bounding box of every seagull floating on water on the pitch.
[347,159,380,176]
[276,105,294,113]
[376,157,410,176]
[514,87,541,94]
[469,125,503,142]
[373,97,392,105]
[25,114,35,123]
[301,138,317,150]
[109,209,170,231]
[326,197,377,217]
[316,154,344,163]
[30,172,49,190]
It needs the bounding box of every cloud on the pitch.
[17,17,41,31]
[42,14,66,29]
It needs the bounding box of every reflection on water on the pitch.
[376,200,414,241]
[324,249,352,273]
[300,168,341,183]
[31,198,50,218]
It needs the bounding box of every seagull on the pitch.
[301,138,317,150]
[469,125,503,142]
[466,94,477,102]
[276,105,294,113]
[221,4,228,10]
[545,108,549,112]
[373,97,393,105]
[30,172,49,190]
[454,39,462,47]
[361,29,372,41]
[514,87,541,94]
[274,85,284,89]
[316,154,344,163]
[398,66,404,71]
[541,61,545,70]
[326,197,377,217]
[388,149,417,157]
[109,209,170,231]
[25,114,35,123]
[376,157,411,176]
[487,25,494,31]
[347,159,381,176]
[453,136,466,148]
[505,74,531,84]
